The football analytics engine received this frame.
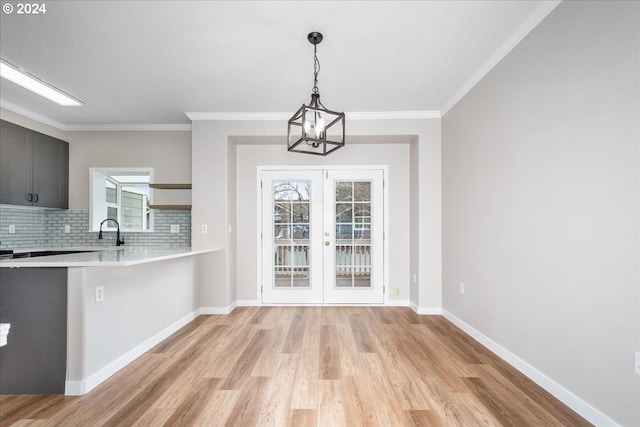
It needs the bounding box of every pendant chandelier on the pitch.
[288,32,345,155]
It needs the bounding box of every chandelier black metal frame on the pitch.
[287,32,345,155]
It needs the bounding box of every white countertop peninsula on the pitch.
[0,245,222,395]
[0,247,220,268]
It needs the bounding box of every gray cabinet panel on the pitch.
[0,120,32,206]
[0,120,68,209]
[0,267,68,394]
[31,131,69,209]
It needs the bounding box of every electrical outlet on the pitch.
[8,225,15,234]
[95,286,104,303]
[394,288,400,296]
[201,224,208,233]
[170,224,180,233]
[64,225,71,233]
[635,351,640,375]
[459,282,465,294]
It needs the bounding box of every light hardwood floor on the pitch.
[0,307,591,426]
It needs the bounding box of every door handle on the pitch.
[27,193,33,202]
[33,193,39,203]
[325,241,330,246]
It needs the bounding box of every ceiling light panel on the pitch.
[0,60,83,107]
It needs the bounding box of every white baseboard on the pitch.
[409,301,442,315]
[441,310,620,427]
[200,301,238,315]
[385,299,410,307]
[65,309,200,396]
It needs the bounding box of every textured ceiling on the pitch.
[0,1,559,128]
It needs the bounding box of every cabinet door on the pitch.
[31,131,69,209]
[0,120,33,206]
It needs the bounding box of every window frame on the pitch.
[89,167,154,232]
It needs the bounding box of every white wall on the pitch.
[234,141,410,303]
[66,131,191,210]
[442,1,639,425]
[66,256,199,394]
[191,118,441,311]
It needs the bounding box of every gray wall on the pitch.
[442,1,639,425]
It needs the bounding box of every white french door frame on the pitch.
[257,165,389,305]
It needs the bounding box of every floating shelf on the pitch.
[149,183,192,189]
[149,184,191,210]
[148,204,192,210]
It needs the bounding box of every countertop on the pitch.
[0,247,220,268]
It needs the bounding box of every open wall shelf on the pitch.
[149,184,192,190]
[148,204,192,210]
[149,183,192,210]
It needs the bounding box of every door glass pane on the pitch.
[354,203,370,223]
[293,267,310,288]
[292,202,309,223]
[335,182,353,201]
[275,267,291,288]
[274,203,290,223]
[354,246,371,287]
[354,182,371,201]
[275,225,290,241]
[334,180,373,289]
[292,225,309,240]
[336,203,353,223]
[273,180,311,289]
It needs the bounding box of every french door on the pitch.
[261,168,384,304]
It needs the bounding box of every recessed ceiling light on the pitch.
[0,60,83,107]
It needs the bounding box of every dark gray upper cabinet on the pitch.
[0,120,69,209]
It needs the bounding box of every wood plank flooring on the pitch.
[0,307,591,426]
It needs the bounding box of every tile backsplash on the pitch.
[0,206,191,249]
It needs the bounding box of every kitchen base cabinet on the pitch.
[0,267,67,394]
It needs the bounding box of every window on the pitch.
[90,168,153,232]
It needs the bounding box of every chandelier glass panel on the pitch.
[288,32,345,155]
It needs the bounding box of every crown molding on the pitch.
[2,103,439,131]
[185,112,290,121]
[1,102,191,131]
[1,100,68,130]
[64,123,191,132]
[347,111,440,120]
[186,111,440,121]
[440,0,562,115]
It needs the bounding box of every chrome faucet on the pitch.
[98,218,125,246]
